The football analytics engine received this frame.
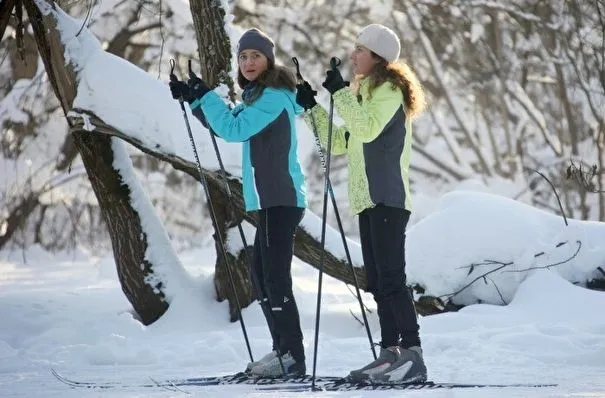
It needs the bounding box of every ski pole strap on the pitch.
[291,57,304,82]
[169,58,177,81]
[292,56,341,81]
[169,58,185,104]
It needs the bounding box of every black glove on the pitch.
[169,78,193,103]
[322,69,348,95]
[187,70,211,101]
[296,81,318,110]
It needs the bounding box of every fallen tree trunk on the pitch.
[68,112,368,290]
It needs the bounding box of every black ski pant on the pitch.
[251,206,305,363]
[358,205,421,349]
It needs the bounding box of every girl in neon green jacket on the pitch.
[296,23,428,384]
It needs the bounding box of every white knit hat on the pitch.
[356,24,401,62]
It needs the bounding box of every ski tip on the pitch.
[49,368,66,382]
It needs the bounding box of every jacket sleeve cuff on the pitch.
[189,90,218,110]
[189,97,202,110]
[332,87,356,105]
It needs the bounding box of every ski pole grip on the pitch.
[169,59,178,82]
[188,59,195,79]
[329,57,341,71]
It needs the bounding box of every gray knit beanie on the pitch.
[237,28,275,64]
[356,24,401,62]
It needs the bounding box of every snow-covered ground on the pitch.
[2,191,605,398]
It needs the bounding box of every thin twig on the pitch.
[76,0,93,37]
[527,168,568,226]
[458,259,511,272]
[157,0,165,79]
[487,277,507,305]
[348,308,364,327]
[505,240,582,273]
[442,262,511,300]
[346,283,373,314]
[446,240,579,300]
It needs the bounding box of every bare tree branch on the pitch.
[505,241,581,273]
[445,240,581,302]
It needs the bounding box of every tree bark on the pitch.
[0,191,39,249]
[73,132,169,323]
[207,176,255,322]
[24,0,168,325]
[189,0,236,100]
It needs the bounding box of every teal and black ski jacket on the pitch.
[190,87,307,212]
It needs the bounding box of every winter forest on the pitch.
[1,0,605,396]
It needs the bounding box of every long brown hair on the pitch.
[356,54,426,119]
[237,61,297,104]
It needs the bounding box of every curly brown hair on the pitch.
[237,62,297,104]
[356,55,427,120]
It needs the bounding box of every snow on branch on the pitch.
[505,80,563,155]
[402,3,494,176]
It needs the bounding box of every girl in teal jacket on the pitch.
[170,28,307,377]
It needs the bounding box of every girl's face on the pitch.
[350,45,380,76]
[238,50,269,82]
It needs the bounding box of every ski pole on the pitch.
[169,59,254,363]
[292,57,377,361]
[181,59,287,375]
[310,56,342,390]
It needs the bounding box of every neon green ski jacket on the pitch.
[304,78,413,215]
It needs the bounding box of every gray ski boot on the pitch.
[250,352,306,377]
[245,350,277,373]
[348,346,400,382]
[370,346,427,383]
